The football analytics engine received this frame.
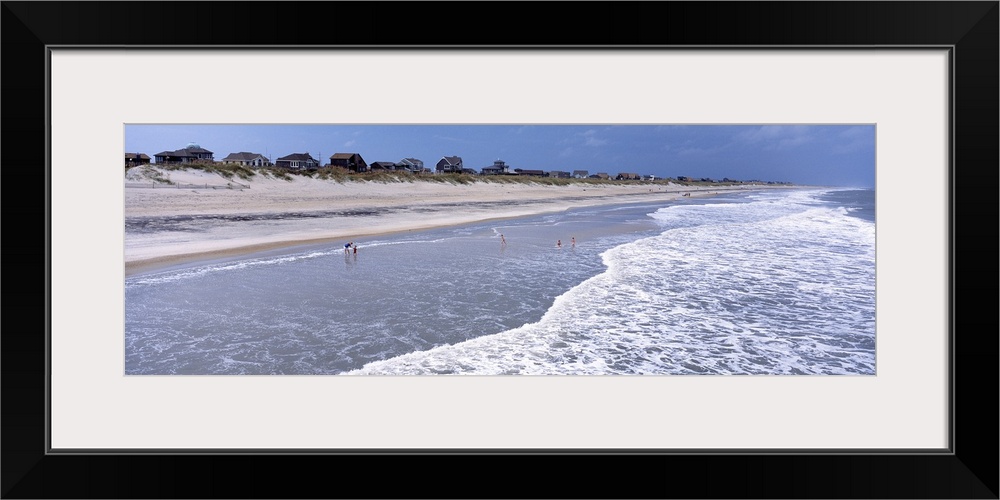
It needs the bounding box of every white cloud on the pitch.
[579,129,608,147]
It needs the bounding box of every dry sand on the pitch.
[124,166,775,276]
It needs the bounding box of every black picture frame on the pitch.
[3,1,997,498]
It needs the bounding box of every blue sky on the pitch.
[125,124,875,187]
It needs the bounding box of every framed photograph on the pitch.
[4,1,996,498]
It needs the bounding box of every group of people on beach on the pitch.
[556,237,575,249]
[499,233,575,249]
[343,241,357,255]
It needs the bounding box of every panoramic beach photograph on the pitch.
[124,124,876,376]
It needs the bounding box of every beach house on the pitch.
[480,159,511,175]
[514,168,546,177]
[221,152,271,167]
[275,153,320,169]
[616,173,641,180]
[125,153,151,168]
[329,153,369,172]
[396,158,424,173]
[572,170,589,179]
[435,156,463,174]
[154,144,214,164]
[370,161,398,170]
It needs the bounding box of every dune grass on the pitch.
[135,163,765,188]
[157,161,256,181]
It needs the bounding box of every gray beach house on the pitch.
[275,153,320,169]
[480,159,511,175]
[435,156,464,174]
[221,152,272,167]
[154,144,214,164]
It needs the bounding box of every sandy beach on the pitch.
[124,166,777,277]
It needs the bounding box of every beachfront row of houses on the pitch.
[125,144,661,180]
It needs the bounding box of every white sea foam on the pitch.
[126,188,875,375]
[127,251,331,287]
[351,190,875,375]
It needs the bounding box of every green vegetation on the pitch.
[258,167,293,182]
[135,164,778,188]
[157,161,256,181]
[131,165,174,185]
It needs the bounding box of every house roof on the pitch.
[222,152,267,161]
[155,147,211,157]
[277,153,316,161]
[155,150,190,158]
[330,153,360,160]
[371,161,396,167]
[125,153,150,159]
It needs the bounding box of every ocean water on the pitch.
[125,187,875,375]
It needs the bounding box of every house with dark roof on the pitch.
[275,153,320,169]
[589,173,611,180]
[572,170,589,179]
[154,144,214,164]
[514,168,546,177]
[435,156,463,174]
[480,159,511,175]
[616,172,641,180]
[329,153,368,172]
[396,158,424,173]
[221,152,271,167]
[125,153,151,168]
[549,170,571,179]
[370,161,398,170]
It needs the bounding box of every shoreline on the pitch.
[124,211,545,277]
[124,191,702,278]
[124,168,797,277]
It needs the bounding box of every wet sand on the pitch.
[124,166,778,277]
